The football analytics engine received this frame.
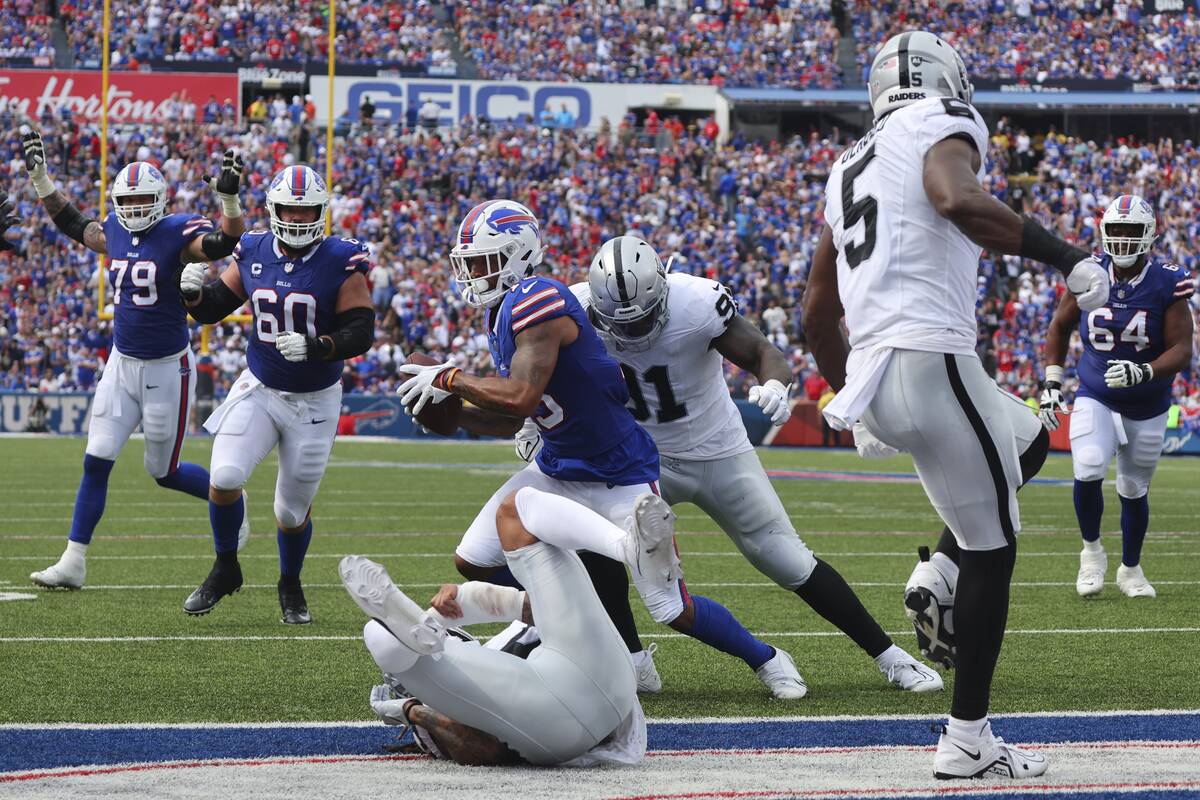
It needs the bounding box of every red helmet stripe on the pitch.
[1118,195,1133,212]
[460,201,498,244]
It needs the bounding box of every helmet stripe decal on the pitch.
[460,201,498,244]
[897,32,913,89]
[127,163,140,184]
[291,166,306,194]
[1118,195,1133,212]
[611,236,631,302]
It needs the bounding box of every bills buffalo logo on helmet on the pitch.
[486,206,539,237]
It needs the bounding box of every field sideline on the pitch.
[2,435,1197,723]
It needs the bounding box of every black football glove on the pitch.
[0,191,20,252]
[206,148,245,196]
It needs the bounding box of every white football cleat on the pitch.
[881,650,944,693]
[1076,545,1107,597]
[1116,563,1156,598]
[933,720,1048,780]
[632,642,662,694]
[339,556,446,655]
[30,549,86,590]
[628,492,681,587]
[904,547,956,669]
[754,647,807,700]
[237,490,251,551]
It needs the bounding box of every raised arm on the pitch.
[922,136,1107,309]
[801,226,850,391]
[23,128,106,255]
[183,149,246,262]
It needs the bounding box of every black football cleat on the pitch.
[278,577,312,625]
[184,559,243,616]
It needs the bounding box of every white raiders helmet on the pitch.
[450,199,544,308]
[587,236,670,352]
[1101,194,1157,268]
[868,31,973,121]
[111,161,168,232]
[266,165,329,249]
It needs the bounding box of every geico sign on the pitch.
[344,80,594,126]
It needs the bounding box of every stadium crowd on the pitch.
[0,98,1197,427]
[12,1,1195,91]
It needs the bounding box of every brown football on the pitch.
[405,352,463,436]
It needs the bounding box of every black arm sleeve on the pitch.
[186,280,245,324]
[309,306,375,361]
[200,229,239,260]
[1019,216,1090,275]
[51,204,97,246]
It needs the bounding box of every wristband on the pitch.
[1044,365,1063,385]
[218,193,242,219]
[438,368,461,392]
[32,173,55,199]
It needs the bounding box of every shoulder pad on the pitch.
[568,281,591,308]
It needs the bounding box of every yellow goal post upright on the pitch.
[95,0,339,353]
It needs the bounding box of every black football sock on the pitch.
[934,527,961,563]
[951,541,1017,721]
[795,558,892,658]
[579,551,644,654]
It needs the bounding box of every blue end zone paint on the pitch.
[2,713,1197,773]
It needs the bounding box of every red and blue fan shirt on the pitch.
[488,276,659,485]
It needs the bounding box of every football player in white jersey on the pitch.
[339,486,674,766]
[802,31,1108,780]
[534,235,941,693]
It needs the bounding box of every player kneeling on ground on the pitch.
[180,165,375,623]
[340,486,678,766]
[1040,194,1194,599]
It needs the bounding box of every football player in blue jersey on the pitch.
[20,127,248,590]
[396,199,807,699]
[1039,194,1195,599]
[178,164,375,623]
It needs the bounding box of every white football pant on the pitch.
[1070,395,1167,499]
[861,350,1024,551]
[86,346,196,478]
[205,370,341,528]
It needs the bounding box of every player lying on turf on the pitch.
[396,200,805,699]
[803,31,1110,779]
[178,165,375,623]
[1038,194,1195,600]
[512,234,940,693]
[20,128,249,590]
[340,486,682,766]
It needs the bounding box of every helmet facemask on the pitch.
[592,285,670,353]
[450,242,524,308]
[271,202,326,249]
[1102,220,1155,269]
[113,191,165,232]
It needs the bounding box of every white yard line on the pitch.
[3,550,1198,560]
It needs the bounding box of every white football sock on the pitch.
[65,540,88,561]
[512,486,631,564]
[947,715,990,741]
[427,582,525,628]
[364,619,419,672]
[1082,539,1104,553]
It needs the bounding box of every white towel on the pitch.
[821,346,894,431]
[203,370,262,434]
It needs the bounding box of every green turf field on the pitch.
[1,437,1196,724]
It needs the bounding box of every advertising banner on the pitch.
[309,75,720,130]
[0,69,240,124]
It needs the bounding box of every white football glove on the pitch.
[397,360,456,414]
[515,419,542,463]
[1038,364,1067,431]
[179,262,208,301]
[748,378,792,426]
[852,421,900,459]
[1066,256,1110,312]
[1104,359,1153,389]
[369,684,413,726]
[275,331,310,362]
